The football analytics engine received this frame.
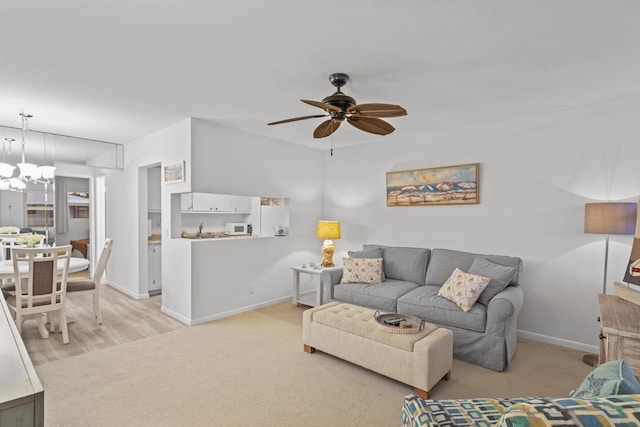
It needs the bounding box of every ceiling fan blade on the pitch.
[313,119,341,138]
[347,103,407,118]
[347,116,395,136]
[268,114,327,125]
[301,99,342,113]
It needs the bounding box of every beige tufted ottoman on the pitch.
[302,302,453,398]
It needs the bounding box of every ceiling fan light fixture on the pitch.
[268,73,407,138]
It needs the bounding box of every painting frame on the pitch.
[163,161,185,184]
[386,163,479,207]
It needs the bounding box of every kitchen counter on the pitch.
[182,234,259,240]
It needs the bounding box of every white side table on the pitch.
[291,266,327,307]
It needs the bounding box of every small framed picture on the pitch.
[163,161,185,184]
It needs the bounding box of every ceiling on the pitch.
[0,1,638,150]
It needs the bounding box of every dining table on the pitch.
[0,257,90,280]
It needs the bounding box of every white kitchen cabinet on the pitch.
[212,194,232,212]
[181,193,193,212]
[149,244,162,293]
[231,195,251,212]
[192,193,215,212]
[181,193,253,214]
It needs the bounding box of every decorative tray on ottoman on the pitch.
[374,311,425,334]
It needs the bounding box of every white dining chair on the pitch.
[5,245,73,344]
[66,238,113,324]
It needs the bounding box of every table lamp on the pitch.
[316,221,340,267]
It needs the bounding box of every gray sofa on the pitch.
[322,244,524,371]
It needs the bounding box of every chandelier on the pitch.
[0,111,55,191]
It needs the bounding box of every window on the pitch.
[70,205,89,218]
[68,192,90,218]
[26,189,54,228]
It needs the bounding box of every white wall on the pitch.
[105,118,323,325]
[322,95,640,352]
[186,120,323,323]
[105,118,192,322]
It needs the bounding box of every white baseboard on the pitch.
[518,329,598,354]
[160,305,192,325]
[105,280,148,300]
[188,295,293,326]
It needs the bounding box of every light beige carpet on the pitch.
[36,302,592,427]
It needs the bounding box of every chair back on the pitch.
[92,238,113,285]
[12,245,72,310]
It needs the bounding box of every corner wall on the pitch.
[322,95,640,351]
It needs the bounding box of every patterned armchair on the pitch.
[402,359,640,426]
[402,394,640,427]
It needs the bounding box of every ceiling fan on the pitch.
[268,73,407,138]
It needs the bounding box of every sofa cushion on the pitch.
[363,244,429,285]
[425,248,522,287]
[348,247,385,280]
[469,257,518,305]
[397,285,487,332]
[333,279,420,313]
[569,359,640,398]
[340,258,383,284]
[438,268,490,312]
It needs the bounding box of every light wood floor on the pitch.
[20,277,186,366]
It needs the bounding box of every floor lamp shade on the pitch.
[584,202,637,295]
[316,221,340,267]
[584,203,637,235]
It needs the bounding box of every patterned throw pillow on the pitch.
[340,258,383,284]
[348,248,385,280]
[569,359,640,398]
[438,268,491,312]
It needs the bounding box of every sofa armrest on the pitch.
[321,267,343,300]
[485,285,524,337]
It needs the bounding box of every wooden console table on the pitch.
[598,294,640,377]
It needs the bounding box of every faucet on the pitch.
[198,223,204,239]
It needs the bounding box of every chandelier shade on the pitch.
[0,162,15,178]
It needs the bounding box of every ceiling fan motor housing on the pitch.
[322,92,356,120]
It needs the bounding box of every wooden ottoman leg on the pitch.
[304,344,316,353]
[413,388,429,399]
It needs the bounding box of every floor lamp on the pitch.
[582,202,637,366]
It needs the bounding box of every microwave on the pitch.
[225,222,251,235]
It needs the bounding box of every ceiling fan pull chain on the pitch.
[330,124,334,156]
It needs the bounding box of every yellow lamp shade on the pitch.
[316,221,340,240]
